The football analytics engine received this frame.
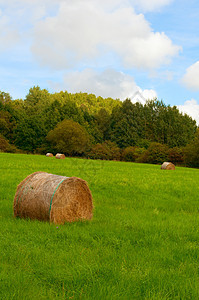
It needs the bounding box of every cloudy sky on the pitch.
[0,0,199,123]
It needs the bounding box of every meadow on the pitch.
[0,153,199,299]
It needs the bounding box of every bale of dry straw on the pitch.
[55,153,65,159]
[161,162,175,170]
[46,153,53,157]
[13,172,93,224]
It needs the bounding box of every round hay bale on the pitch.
[55,153,65,159]
[13,172,93,224]
[46,153,53,157]
[160,162,175,170]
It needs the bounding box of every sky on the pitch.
[0,0,199,124]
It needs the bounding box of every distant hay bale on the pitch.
[55,153,65,159]
[46,153,53,157]
[161,162,175,170]
[13,172,93,224]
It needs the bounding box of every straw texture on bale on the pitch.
[161,162,175,170]
[46,153,53,157]
[55,153,65,159]
[13,172,93,224]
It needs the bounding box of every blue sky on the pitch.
[0,0,199,123]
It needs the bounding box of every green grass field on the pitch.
[0,153,199,299]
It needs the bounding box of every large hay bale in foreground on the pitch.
[46,153,53,157]
[55,153,65,159]
[13,172,93,224]
[161,162,175,170]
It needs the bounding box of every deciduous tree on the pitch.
[47,119,90,155]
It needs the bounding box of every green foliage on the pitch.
[24,86,52,110]
[0,103,17,142]
[137,138,151,149]
[0,87,198,167]
[44,99,85,131]
[109,100,145,148]
[88,143,110,160]
[0,111,12,137]
[168,147,184,165]
[108,99,197,149]
[122,146,145,162]
[69,92,121,114]
[0,134,17,153]
[0,90,12,104]
[144,101,197,147]
[88,141,121,160]
[139,142,169,164]
[0,134,10,152]
[14,115,47,152]
[95,108,111,140]
[84,121,104,145]
[184,129,199,168]
[47,119,90,155]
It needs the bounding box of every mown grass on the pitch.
[0,153,199,299]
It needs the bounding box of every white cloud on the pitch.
[31,1,180,70]
[178,99,199,125]
[130,0,174,12]
[181,61,199,91]
[130,89,157,105]
[63,69,137,99]
[0,0,179,100]
[0,0,172,11]
[60,68,156,103]
[0,0,180,70]
[0,10,20,51]
[142,89,157,100]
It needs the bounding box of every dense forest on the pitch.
[0,86,199,168]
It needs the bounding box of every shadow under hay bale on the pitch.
[46,153,53,157]
[55,153,65,159]
[13,172,93,224]
[161,162,175,170]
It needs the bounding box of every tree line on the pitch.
[0,86,198,168]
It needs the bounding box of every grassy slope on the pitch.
[0,153,199,299]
